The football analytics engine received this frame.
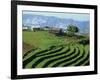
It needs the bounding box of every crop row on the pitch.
[23,44,89,68]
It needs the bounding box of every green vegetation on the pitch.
[23,31,88,49]
[67,24,79,36]
[23,31,65,49]
[23,28,89,68]
[23,44,89,68]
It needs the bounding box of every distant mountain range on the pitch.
[22,14,90,34]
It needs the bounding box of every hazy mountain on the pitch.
[23,14,89,34]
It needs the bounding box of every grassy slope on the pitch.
[23,31,89,54]
[23,44,89,68]
[23,31,90,68]
[23,31,67,49]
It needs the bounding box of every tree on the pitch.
[58,28,63,35]
[67,24,79,36]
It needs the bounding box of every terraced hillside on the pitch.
[23,44,89,68]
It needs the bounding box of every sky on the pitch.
[23,11,90,21]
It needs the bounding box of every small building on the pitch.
[31,25,41,31]
[43,26,50,30]
[49,27,61,34]
[22,26,28,31]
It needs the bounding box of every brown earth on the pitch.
[23,42,35,54]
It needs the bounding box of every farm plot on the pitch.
[23,44,89,68]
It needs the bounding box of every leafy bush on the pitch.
[67,24,79,36]
[78,39,89,45]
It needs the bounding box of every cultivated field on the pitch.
[23,31,90,68]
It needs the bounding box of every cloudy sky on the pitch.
[23,11,90,21]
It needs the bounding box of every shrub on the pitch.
[78,39,89,45]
